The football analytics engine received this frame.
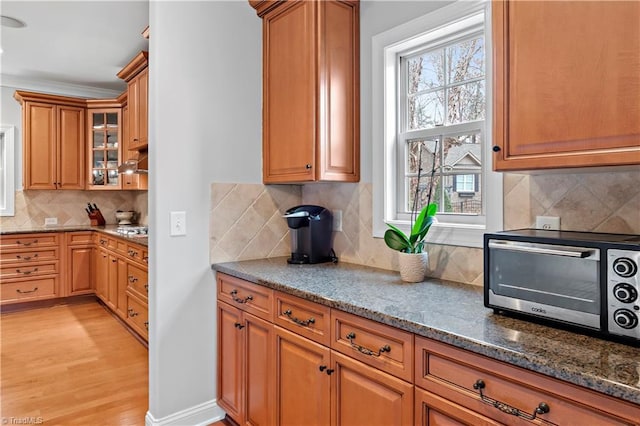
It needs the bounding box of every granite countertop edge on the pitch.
[212,261,640,405]
[0,225,148,246]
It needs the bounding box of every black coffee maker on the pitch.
[284,205,335,264]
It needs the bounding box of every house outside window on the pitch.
[373,1,502,248]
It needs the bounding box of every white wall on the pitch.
[0,86,23,189]
[148,0,261,423]
[359,0,453,182]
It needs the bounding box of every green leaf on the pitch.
[386,223,410,244]
[427,203,437,217]
[384,229,410,252]
[410,206,429,243]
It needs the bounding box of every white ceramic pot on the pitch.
[398,251,428,283]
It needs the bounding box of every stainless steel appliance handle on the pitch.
[488,240,597,258]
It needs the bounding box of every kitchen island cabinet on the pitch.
[250,0,360,183]
[492,0,640,170]
[213,259,640,424]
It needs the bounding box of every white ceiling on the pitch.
[0,1,149,95]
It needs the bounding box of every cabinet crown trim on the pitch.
[13,90,88,107]
[117,51,149,82]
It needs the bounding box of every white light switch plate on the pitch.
[170,211,187,236]
[536,216,560,230]
[44,217,58,226]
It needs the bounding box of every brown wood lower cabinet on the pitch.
[217,273,640,426]
[218,299,275,426]
[66,232,94,296]
[415,387,501,426]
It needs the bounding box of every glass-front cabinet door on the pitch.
[88,109,121,190]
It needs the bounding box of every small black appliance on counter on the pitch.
[284,205,335,264]
[484,229,640,344]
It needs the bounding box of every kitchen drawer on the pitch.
[127,262,148,300]
[217,273,273,322]
[126,292,148,340]
[0,247,59,264]
[331,310,413,382]
[415,386,502,426]
[0,233,59,249]
[141,248,149,265]
[1,261,58,280]
[415,337,640,426]
[95,234,109,248]
[1,277,58,303]
[126,243,145,263]
[274,291,331,346]
[66,231,93,245]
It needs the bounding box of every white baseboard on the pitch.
[145,399,226,426]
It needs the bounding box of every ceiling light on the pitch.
[1,16,26,28]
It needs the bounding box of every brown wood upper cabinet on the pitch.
[14,91,86,190]
[250,0,360,183]
[492,1,640,171]
[117,51,149,152]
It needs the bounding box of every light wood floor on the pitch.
[1,301,148,425]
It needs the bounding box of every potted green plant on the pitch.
[384,141,438,282]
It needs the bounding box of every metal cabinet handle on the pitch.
[16,287,38,294]
[128,308,139,318]
[17,240,38,246]
[128,250,139,257]
[229,289,253,304]
[345,332,391,357]
[234,322,245,330]
[305,164,312,169]
[16,268,38,275]
[142,256,149,263]
[16,254,38,260]
[100,239,107,245]
[473,380,550,421]
[283,309,315,327]
[144,284,149,292]
[128,275,138,283]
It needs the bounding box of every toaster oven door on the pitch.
[487,240,601,329]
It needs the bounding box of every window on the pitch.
[0,125,16,216]
[372,1,502,248]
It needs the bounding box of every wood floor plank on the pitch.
[1,302,148,425]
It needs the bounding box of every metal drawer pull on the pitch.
[473,380,550,421]
[128,308,139,317]
[345,332,391,357]
[283,309,315,327]
[229,289,253,304]
[17,240,38,246]
[144,321,149,330]
[143,256,149,263]
[100,239,107,245]
[16,287,38,294]
[17,268,38,275]
[16,254,38,260]
[144,284,149,292]
[234,322,245,330]
[128,275,138,283]
[128,250,139,257]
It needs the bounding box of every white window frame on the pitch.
[372,0,502,248]
[0,125,16,217]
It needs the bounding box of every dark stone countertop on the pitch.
[0,225,148,246]
[212,257,640,405]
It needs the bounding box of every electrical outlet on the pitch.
[536,216,560,230]
[44,217,58,226]
[170,211,187,236]
[332,210,343,232]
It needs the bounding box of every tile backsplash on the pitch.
[210,169,639,287]
[0,190,148,229]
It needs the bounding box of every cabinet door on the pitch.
[116,257,128,319]
[67,246,93,296]
[331,350,413,426]
[135,68,148,150]
[217,301,245,424]
[245,312,275,426]
[95,248,108,302]
[57,105,85,189]
[493,1,640,170]
[128,76,140,149]
[107,254,119,310]
[415,387,502,426]
[275,326,330,426]
[263,1,316,182]
[23,102,57,189]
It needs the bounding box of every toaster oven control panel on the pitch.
[607,249,640,339]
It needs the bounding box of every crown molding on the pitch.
[0,74,122,99]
